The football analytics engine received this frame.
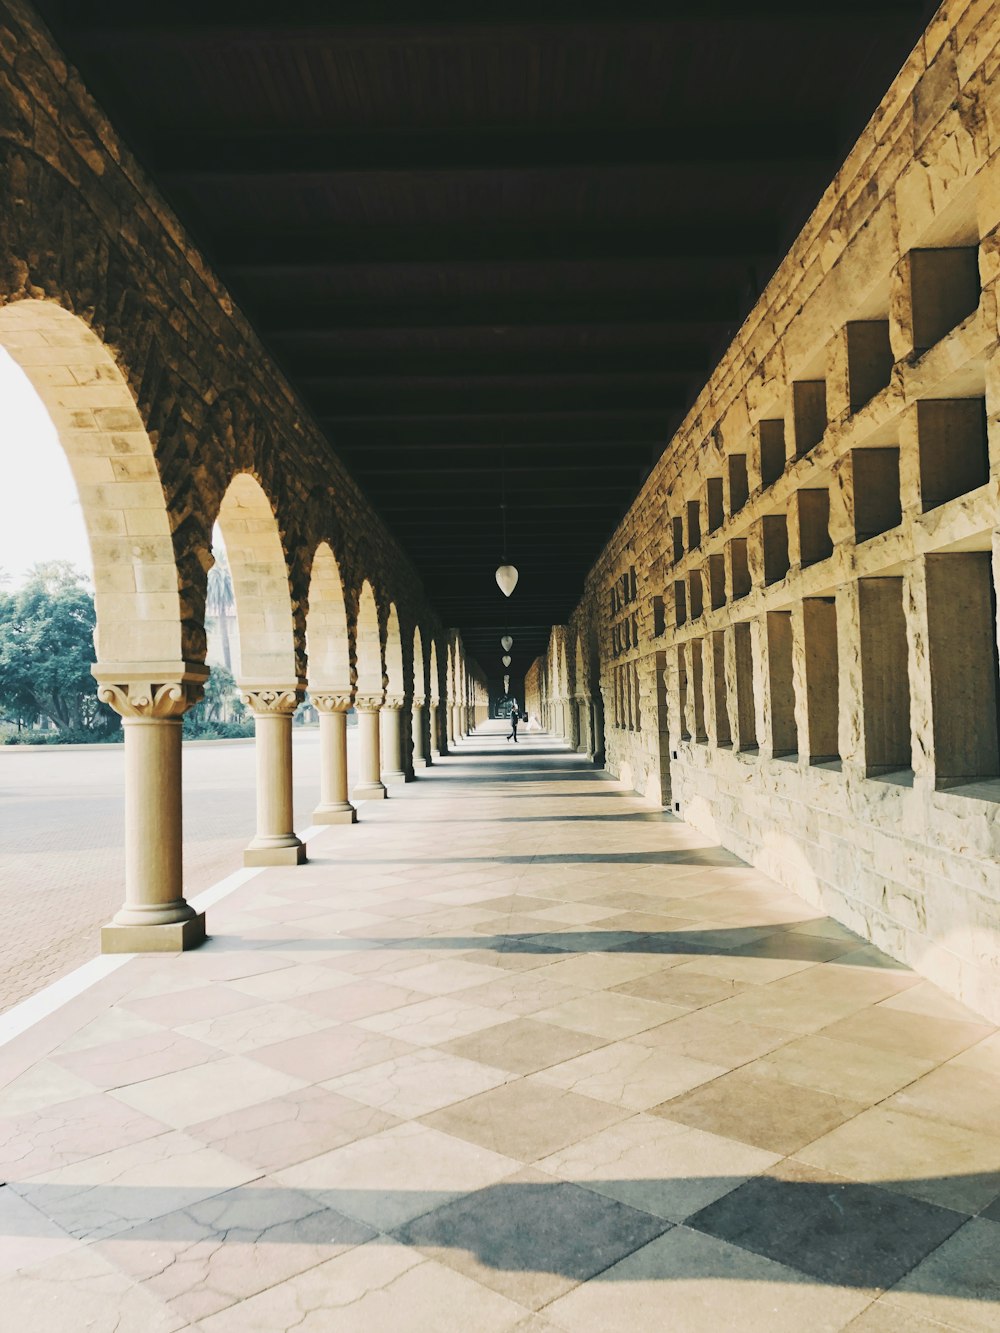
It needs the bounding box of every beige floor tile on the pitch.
[753,1033,935,1103]
[52,1007,166,1052]
[0,1061,99,1117]
[535,954,665,991]
[885,1062,1000,1138]
[0,1185,80,1278]
[880,1217,1000,1331]
[799,1106,1000,1213]
[631,1008,793,1067]
[537,1111,780,1220]
[176,1000,339,1054]
[273,1121,522,1230]
[543,1226,872,1332]
[323,1046,512,1117]
[819,1006,993,1064]
[357,994,510,1046]
[531,1040,725,1110]
[533,991,684,1039]
[196,1239,528,1333]
[387,958,513,995]
[439,1017,605,1075]
[226,962,357,1002]
[110,1055,307,1128]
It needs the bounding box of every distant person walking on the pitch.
[506,701,520,743]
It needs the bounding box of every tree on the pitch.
[0,562,118,735]
[206,545,236,671]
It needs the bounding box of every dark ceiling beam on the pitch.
[256,293,741,332]
[55,1,928,37]
[150,125,838,178]
[305,384,685,413]
[292,347,708,377]
[216,221,778,267]
[320,413,673,446]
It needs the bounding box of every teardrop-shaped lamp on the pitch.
[502,654,511,667]
[495,564,519,597]
[503,674,510,692]
[501,635,513,652]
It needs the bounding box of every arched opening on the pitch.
[413,624,425,699]
[0,300,196,959]
[215,472,297,687]
[305,542,350,692]
[382,602,407,782]
[0,301,183,668]
[385,603,405,699]
[429,638,443,757]
[354,580,383,699]
[213,472,305,866]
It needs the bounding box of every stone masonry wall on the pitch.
[566,0,1000,1020]
[0,0,457,703]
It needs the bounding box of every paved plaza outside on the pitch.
[0,724,997,1331]
[0,731,334,1012]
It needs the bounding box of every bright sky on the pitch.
[0,347,94,589]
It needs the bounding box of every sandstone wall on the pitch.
[564,0,1000,1019]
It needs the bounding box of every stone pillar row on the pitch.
[93,667,475,956]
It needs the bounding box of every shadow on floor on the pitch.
[3,1175,995,1299]
[223,924,887,966]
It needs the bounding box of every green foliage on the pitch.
[0,562,120,737]
[182,663,251,739]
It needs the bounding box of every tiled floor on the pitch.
[1,726,999,1331]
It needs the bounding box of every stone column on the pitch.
[353,695,387,800]
[311,693,356,824]
[576,698,592,753]
[242,687,307,866]
[430,699,443,758]
[412,695,429,767]
[381,694,408,783]
[95,669,207,953]
[567,696,581,749]
[449,703,461,745]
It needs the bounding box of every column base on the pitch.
[244,841,307,866]
[311,803,358,825]
[382,768,411,784]
[352,781,387,801]
[102,912,206,954]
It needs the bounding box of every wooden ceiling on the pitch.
[35,1,933,684]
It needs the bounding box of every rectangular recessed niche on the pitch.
[853,449,902,542]
[847,320,893,411]
[793,381,828,457]
[687,500,702,551]
[708,554,726,610]
[652,595,665,637]
[925,553,1000,786]
[689,568,704,619]
[766,611,796,756]
[859,577,911,774]
[672,516,684,564]
[690,639,707,742]
[760,420,786,487]
[797,490,833,567]
[729,539,751,600]
[917,399,989,511]
[733,621,757,750]
[674,580,687,627]
[676,644,691,740]
[762,514,790,585]
[802,598,840,764]
[712,632,731,746]
[728,454,750,514]
[910,248,980,352]
[707,478,725,533]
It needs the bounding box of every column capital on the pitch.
[354,692,385,711]
[239,684,303,716]
[412,694,426,708]
[383,693,407,711]
[311,691,354,714]
[93,662,209,720]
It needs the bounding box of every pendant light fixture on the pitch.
[502,654,511,667]
[501,634,513,652]
[495,446,518,597]
[503,674,510,693]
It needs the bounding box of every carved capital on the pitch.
[354,692,385,711]
[411,695,426,708]
[383,693,406,711]
[240,687,302,716]
[311,693,354,714]
[93,662,208,721]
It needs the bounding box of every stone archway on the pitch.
[215,472,304,866]
[382,602,408,783]
[352,580,387,801]
[411,624,430,769]
[0,299,200,950]
[306,541,355,823]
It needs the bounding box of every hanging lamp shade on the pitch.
[495,564,519,597]
[501,634,513,652]
[503,674,510,692]
[502,654,511,667]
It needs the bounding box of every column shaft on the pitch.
[313,704,356,824]
[381,702,408,783]
[353,704,387,800]
[412,700,428,767]
[246,707,306,865]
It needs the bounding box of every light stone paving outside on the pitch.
[0,723,998,1331]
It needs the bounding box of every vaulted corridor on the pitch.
[1,724,997,1331]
